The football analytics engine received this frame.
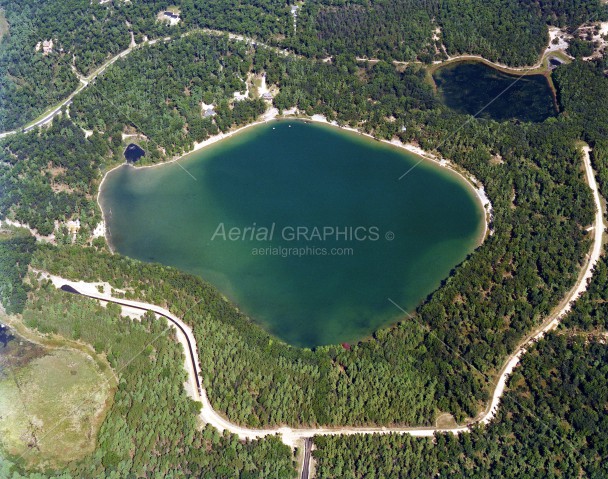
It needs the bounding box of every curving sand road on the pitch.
[0,29,290,139]
[480,145,604,424]
[47,274,470,448]
[43,145,604,449]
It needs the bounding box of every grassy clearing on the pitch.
[252,76,263,98]
[0,324,114,470]
[435,413,458,428]
[0,10,8,41]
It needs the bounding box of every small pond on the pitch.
[432,60,557,122]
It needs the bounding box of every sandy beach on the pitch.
[96,108,493,248]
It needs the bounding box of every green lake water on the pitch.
[100,121,484,347]
[432,61,557,122]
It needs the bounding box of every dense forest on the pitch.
[0,0,288,130]
[0,115,106,236]
[289,0,607,64]
[71,35,265,159]
[0,280,296,478]
[552,60,608,333]
[180,0,291,40]
[312,333,608,478]
[1,1,608,476]
[1,0,606,129]
[0,0,181,130]
[288,0,437,62]
[0,227,35,314]
[437,0,605,64]
[0,3,78,131]
[0,31,600,426]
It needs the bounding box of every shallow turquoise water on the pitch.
[433,61,557,122]
[101,121,484,347]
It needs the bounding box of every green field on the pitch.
[0,340,113,469]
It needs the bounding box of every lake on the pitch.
[432,61,557,122]
[100,121,485,347]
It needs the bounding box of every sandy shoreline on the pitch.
[304,113,493,242]
[39,145,602,449]
[96,108,493,249]
[95,107,281,251]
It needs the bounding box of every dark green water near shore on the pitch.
[100,122,484,347]
[433,61,557,122]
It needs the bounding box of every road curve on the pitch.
[48,273,470,447]
[45,145,603,448]
[0,29,289,139]
[480,146,604,424]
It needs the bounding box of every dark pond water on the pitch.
[549,57,563,67]
[124,143,145,163]
[432,61,557,122]
[0,323,14,348]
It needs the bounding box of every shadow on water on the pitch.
[432,60,557,123]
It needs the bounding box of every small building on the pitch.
[160,10,180,26]
[36,39,54,55]
[261,92,273,101]
[203,108,216,118]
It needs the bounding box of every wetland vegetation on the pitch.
[0,321,113,470]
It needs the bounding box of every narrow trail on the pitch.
[0,22,560,139]
[0,28,289,138]
[41,143,605,451]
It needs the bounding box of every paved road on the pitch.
[43,145,605,452]
[1,44,135,137]
[46,273,468,448]
[300,438,313,479]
